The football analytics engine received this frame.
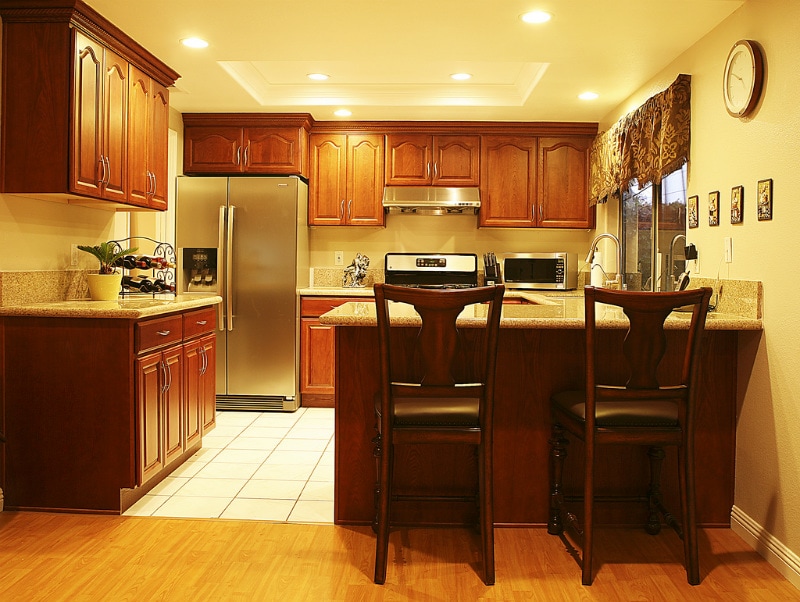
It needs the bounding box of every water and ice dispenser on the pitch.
[181,247,218,293]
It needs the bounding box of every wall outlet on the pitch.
[70,243,79,266]
[334,250,344,266]
[724,237,732,263]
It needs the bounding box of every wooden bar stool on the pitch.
[372,283,504,585]
[548,286,712,585]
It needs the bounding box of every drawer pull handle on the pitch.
[196,320,208,326]
[157,330,171,336]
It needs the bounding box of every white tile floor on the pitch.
[124,407,335,523]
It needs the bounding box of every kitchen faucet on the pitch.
[667,233,687,291]
[586,233,623,289]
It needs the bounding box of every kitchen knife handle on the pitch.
[226,205,235,332]
[217,206,227,332]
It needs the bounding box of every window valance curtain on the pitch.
[589,73,691,205]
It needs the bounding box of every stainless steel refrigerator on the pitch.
[175,176,309,412]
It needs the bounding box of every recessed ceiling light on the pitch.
[307,73,330,81]
[334,109,352,117]
[520,10,553,24]
[180,37,208,49]
[450,73,472,81]
[579,91,599,101]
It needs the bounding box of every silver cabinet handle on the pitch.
[196,320,208,326]
[426,161,431,179]
[539,205,543,223]
[199,346,208,376]
[160,359,169,393]
[156,330,171,336]
[236,146,241,166]
[243,142,250,166]
[347,199,352,220]
[339,199,345,220]
[434,162,438,179]
[97,157,105,186]
[104,156,111,185]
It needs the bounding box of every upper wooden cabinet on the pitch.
[308,133,384,226]
[480,134,594,229]
[128,67,170,210]
[385,134,480,186]
[183,114,312,177]
[0,1,179,210]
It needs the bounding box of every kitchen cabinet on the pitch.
[0,301,218,513]
[128,66,170,210]
[72,31,129,203]
[479,135,594,229]
[308,133,384,226]
[300,296,372,406]
[183,114,312,176]
[385,134,480,186]
[0,1,179,210]
[537,137,594,229]
[480,135,538,227]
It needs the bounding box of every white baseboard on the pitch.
[731,505,800,590]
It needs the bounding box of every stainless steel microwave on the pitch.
[502,253,578,290]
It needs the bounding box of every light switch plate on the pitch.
[334,250,344,266]
[724,237,732,263]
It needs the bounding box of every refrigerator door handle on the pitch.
[217,206,227,332]
[226,204,236,331]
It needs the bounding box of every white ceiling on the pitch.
[85,0,744,123]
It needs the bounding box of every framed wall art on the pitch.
[757,178,773,221]
[708,191,720,226]
[688,195,699,228]
[731,185,743,224]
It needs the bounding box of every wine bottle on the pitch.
[123,275,154,293]
[113,255,138,269]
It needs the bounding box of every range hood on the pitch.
[382,186,481,215]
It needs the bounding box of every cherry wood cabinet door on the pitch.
[127,67,150,207]
[183,339,204,449]
[479,135,537,227]
[309,134,347,225]
[538,137,594,229]
[200,335,217,434]
[300,317,336,400]
[244,127,304,174]
[163,346,184,467]
[385,134,431,185]
[346,134,384,226]
[434,135,480,186]
[147,80,170,210]
[72,33,104,198]
[136,350,165,485]
[102,46,128,203]
[184,126,244,174]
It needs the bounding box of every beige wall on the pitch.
[594,0,800,581]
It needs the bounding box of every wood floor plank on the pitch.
[0,512,797,600]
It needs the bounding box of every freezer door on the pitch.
[226,177,300,399]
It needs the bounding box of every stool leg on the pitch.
[548,423,568,535]
[680,443,700,584]
[479,440,495,585]
[374,433,391,584]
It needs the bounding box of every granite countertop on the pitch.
[298,287,376,297]
[0,294,222,319]
[319,291,762,331]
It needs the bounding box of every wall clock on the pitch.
[723,39,764,118]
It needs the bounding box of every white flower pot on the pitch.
[87,273,122,301]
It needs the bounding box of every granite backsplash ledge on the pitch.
[0,270,90,307]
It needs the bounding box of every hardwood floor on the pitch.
[0,511,796,600]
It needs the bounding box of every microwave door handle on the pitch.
[217,205,226,332]
[226,205,235,331]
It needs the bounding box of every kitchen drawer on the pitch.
[183,306,217,339]
[301,296,369,317]
[136,314,183,353]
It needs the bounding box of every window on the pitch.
[621,164,687,291]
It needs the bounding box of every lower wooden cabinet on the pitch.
[0,302,218,514]
[300,296,371,407]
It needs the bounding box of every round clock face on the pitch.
[723,40,764,117]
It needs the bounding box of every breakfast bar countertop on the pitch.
[318,290,762,331]
[0,294,222,319]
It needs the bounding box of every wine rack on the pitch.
[110,236,177,298]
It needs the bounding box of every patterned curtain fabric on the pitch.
[589,74,691,205]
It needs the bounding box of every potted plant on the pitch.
[78,241,137,301]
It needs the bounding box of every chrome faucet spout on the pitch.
[586,233,623,288]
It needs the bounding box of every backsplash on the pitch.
[0,270,89,307]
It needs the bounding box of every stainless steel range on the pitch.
[384,253,478,288]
